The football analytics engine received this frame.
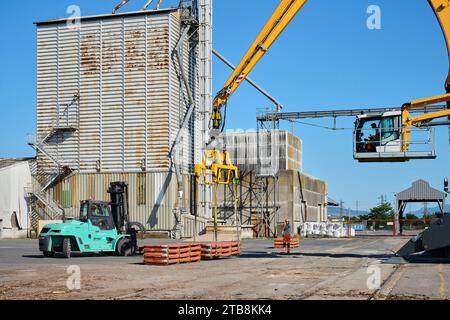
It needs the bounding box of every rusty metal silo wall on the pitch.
[35,9,204,233]
[36,9,200,174]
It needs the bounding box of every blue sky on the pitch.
[0,0,449,212]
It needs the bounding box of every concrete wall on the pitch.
[278,170,328,233]
[220,130,302,175]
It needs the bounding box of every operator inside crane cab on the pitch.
[365,123,381,152]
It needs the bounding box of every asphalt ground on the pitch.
[0,237,449,300]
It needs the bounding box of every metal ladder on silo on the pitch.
[27,94,79,227]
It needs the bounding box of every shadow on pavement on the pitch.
[238,251,301,259]
[403,253,450,264]
[296,252,390,259]
[22,253,104,259]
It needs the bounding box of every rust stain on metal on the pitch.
[125,30,145,72]
[147,28,170,70]
[81,35,100,76]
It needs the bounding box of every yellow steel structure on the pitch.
[429,0,450,93]
[209,0,450,159]
[402,94,450,151]
[194,150,238,186]
[401,0,450,151]
[197,1,306,240]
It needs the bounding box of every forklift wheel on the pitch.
[62,238,72,259]
[116,238,134,257]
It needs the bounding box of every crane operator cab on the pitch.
[354,111,436,162]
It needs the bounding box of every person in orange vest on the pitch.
[282,218,292,254]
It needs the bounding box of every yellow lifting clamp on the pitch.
[194,150,239,185]
[194,150,239,243]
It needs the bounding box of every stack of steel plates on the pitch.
[200,242,241,260]
[143,243,202,265]
[274,238,300,249]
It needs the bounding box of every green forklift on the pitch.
[39,182,142,258]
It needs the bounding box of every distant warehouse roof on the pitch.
[327,198,340,207]
[396,180,446,202]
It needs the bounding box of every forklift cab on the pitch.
[80,200,116,231]
[353,111,436,162]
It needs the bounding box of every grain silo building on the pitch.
[30,4,212,238]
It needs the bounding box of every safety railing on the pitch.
[353,126,436,160]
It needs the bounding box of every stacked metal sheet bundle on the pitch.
[143,243,202,265]
[200,242,241,259]
[274,238,300,249]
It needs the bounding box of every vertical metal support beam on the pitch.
[214,184,218,242]
[198,0,213,151]
[171,25,193,202]
[198,0,213,221]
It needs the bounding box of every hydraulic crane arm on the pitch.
[429,0,450,93]
[402,93,450,151]
[206,0,450,157]
[211,0,308,132]
[211,0,450,129]
[401,1,450,151]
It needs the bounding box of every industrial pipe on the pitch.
[112,0,131,14]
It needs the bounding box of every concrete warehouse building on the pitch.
[217,131,328,237]
[29,2,327,238]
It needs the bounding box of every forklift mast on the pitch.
[108,182,130,233]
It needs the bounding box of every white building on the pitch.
[0,159,33,239]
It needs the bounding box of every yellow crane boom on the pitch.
[401,0,450,151]
[429,0,450,93]
[211,0,308,131]
[210,0,450,155]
